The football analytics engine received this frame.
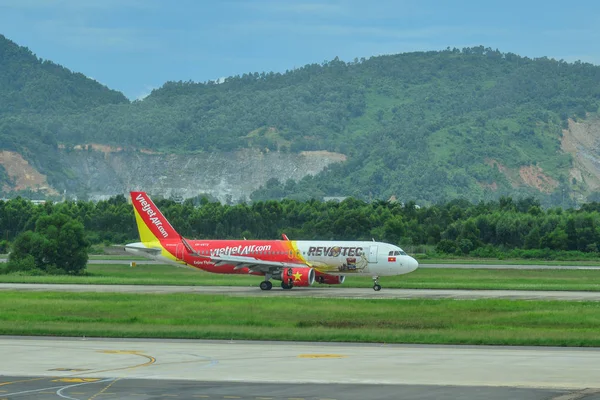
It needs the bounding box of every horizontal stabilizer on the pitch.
[124,244,162,255]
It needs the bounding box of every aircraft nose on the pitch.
[408,256,419,272]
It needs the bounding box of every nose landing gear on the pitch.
[372,276,381,291]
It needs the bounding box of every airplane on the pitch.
[125,191,419,291]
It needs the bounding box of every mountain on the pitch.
[0,34,128,193]
[1,35,600,206]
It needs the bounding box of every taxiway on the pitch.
[1,337,600,399]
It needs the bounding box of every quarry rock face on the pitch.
[57,148,345,201]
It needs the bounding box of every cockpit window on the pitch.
[389,251,394,256]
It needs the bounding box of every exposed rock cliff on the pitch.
[58,147,346,201]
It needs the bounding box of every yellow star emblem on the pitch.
[293,271,303,281]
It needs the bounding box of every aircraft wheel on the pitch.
[373,284,382,291]
[281,282,293,290]
[260,281,272,290]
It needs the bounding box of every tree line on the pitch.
[3,195,600,262]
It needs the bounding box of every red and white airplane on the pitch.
[125,192,418,291]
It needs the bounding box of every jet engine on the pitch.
[316,273,346,285]
[278,267,315,287]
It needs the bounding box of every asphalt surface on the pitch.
[1,282,600,300]
[0,376,573,399]
[1,337,600,400]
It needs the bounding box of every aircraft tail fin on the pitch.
[130,192,180,244]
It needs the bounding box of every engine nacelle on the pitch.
[278,267,315,287]
[316,273,346,285]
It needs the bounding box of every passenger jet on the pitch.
[125,192,418,291]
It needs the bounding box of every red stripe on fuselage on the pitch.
[163,239,301,276]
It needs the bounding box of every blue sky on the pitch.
[0,0,598,100]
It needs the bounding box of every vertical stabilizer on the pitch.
[130,192,179,243]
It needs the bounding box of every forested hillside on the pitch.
[1,33,600,205]
[0,35,128,190]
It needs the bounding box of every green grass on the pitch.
[1,263,600,291]
[1,291,599,346]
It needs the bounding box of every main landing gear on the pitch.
[281,279,293,290]
[259,272,294,291]
[259,280,293,290]
[259,280,273,290]
[372,276,381,291]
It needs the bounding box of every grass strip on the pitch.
[1,291,600,346]
[2,264,600,292]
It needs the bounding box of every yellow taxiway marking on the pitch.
[99,350,144,355]
[94,350,156,372]
[0,377,52,387]
[88,350,157,400]
[297,354,346,358]
[52,378,101,383]
[0,349,155,393]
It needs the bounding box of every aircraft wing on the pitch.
[202,253,310,273]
